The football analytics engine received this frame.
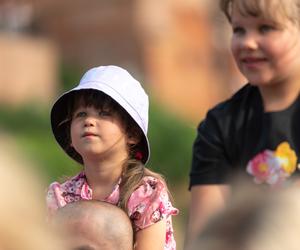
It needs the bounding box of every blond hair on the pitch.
[220,0,300,26]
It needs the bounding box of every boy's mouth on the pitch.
[241,57,267,63]
[241,57,267,69]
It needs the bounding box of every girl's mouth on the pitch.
[82,132,98,137]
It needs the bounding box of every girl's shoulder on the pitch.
[128,176,167,202]
[127,175,178,230]
[46,172,90,212]
[47,172,85,192]
[134,175,170,201]
[141,175,166,189]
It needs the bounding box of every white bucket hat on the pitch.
[50,65,150,164]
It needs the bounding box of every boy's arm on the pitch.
[184,184,231,250]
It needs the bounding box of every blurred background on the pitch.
[0,0,245,248]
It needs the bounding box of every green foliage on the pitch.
[0,105,81,182]
[59,64,82,91]
[148,104,195,183]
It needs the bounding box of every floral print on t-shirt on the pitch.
[46,172,178,250]
[246,142,297,187]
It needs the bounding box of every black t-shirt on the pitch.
[189,84,300,188]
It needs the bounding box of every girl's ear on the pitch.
[127,135,140,145]
[127,128,142,145]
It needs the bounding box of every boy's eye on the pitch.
[259,24,274,33]
[233,26,245,35]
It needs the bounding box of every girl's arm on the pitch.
[134,219,167,250]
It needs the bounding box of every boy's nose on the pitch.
[241,34,259,50]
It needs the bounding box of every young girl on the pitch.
[185,0,300,247]
[46,65,178,250]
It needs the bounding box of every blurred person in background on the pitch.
[53,200,133,250]
[0,133,65,250]
[185,0,300,247]
[187,183,300,250]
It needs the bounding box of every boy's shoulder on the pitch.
[208,83,260,118]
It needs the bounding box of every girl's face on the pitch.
[70,105,134,163]
[230,5,300,87]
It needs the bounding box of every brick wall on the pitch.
[0,34,59,106]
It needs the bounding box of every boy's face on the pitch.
[230,4,300,87]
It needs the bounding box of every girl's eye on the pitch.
[74,111,87,118]
[99,110,111,117]
[259,24,274,33]
[233,26,245,36]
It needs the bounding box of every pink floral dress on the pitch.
[46,172,179,250]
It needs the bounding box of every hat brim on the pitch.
[51,88,150,165]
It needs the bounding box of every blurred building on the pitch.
[0,0,245,122]
[33,0,144,72]
[135,0,245,122]
[0,0,59,106]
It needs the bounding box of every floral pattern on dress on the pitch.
[246,142,297,187]
[46,172,178,250]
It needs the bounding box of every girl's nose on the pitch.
[84,116,96,127]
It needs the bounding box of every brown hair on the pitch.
[60,89,170,212]
[220,0,300,26]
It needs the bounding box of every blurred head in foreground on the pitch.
[189,182,300,250]
[53,200,134,250]
[0,133,65,250]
